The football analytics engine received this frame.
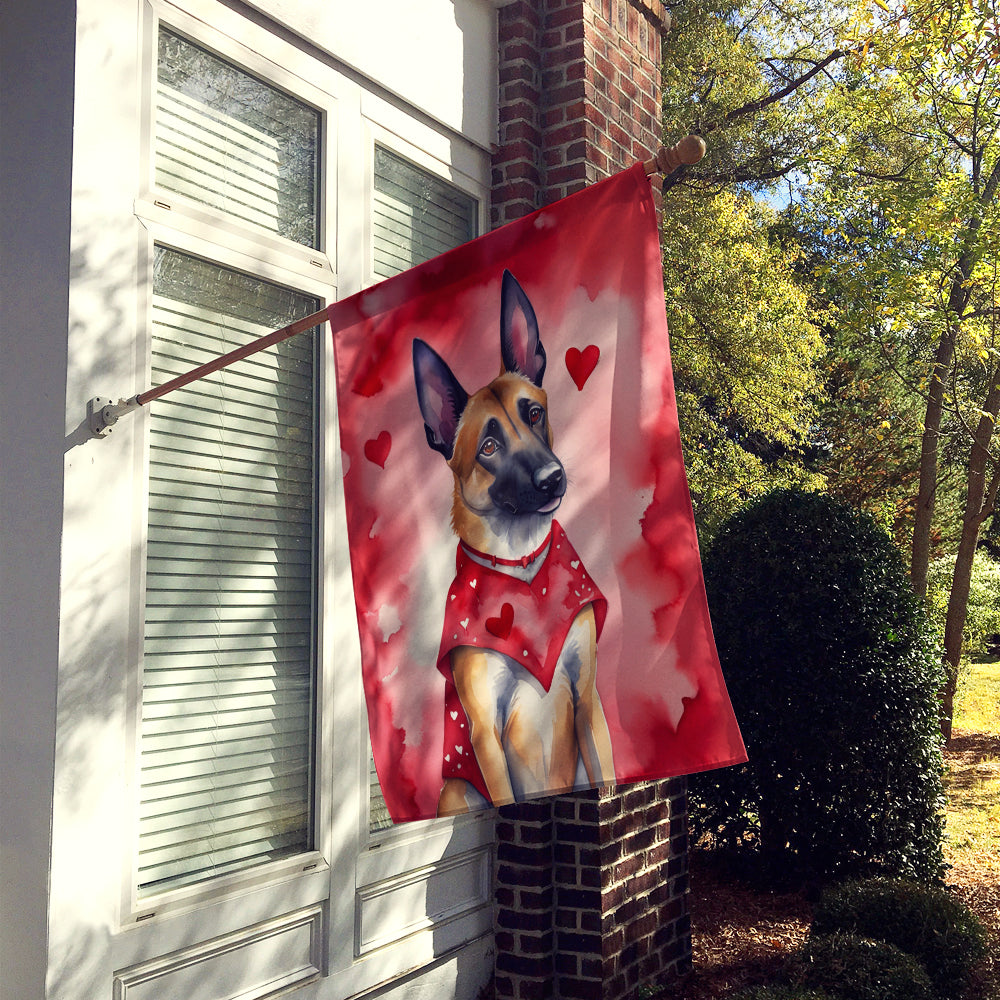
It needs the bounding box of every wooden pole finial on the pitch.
[643,135,707,176]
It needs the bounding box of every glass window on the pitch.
[138,247,319,895]
[372,145,477,279]
[156,27,320,248]
[368,147,478,832]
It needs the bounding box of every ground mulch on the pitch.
[658,733,1000,999]
[947,857,1000,1000]
[657,850,814,999]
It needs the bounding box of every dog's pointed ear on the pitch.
[500,270,546,386]
[413,338,468,461]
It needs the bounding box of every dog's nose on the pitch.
[534,462,564,495]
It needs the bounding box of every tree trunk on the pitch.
[910,329,956,598]
[940,374,1000,741]
[911,160,1000,596]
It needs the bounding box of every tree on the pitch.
[800,0,1000,736]
[660,1,998,737]
[661,0,854,195]
[659,0,847,538]
[782,206,969,550]
[661,188,825,538]
[927,548,1000,658]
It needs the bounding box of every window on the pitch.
[372,145,477,280]
[155,28,320,247]
[367,146,478,832]
[120,7,493,990]
[136,26,323,897]
[139,248,319,895]
[56,0,497,992]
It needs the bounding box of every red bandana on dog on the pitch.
[437,521,608,799]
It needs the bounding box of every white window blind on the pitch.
[368,147,477,832]
[372,146,477,280]
[156,27,320,248]
[138,26,323,896]
[138,248,319,896]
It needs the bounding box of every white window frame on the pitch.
[112,0,495,991]
[360,116,489,846]
[327,89,496,999]
[124,0,339,928]
[123,223,337,924]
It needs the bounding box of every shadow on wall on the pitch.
[45,202,155,997]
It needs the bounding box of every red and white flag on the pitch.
[330,164,746,822]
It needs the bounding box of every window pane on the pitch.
[372,146,477,280]
[139,247,318,895]
[369,149,478,832]
[156,28,320,248]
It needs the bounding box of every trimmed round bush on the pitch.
[812,878,988,999]
[691,489,946,881]
[733,988,837,1000]
[795,933,934,1000]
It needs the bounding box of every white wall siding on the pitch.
[242,0,498,152]
[0,0,76,994]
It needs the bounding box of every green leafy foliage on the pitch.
[732,987,836,1000]
[812,878,988,999]
[793,934,934,1000]
[661,0,853,194]
[658,1,838,542]
[660,0,1000,740]
[786,0,1000,715]
[927,550,1000,659]
[664,191,826,539]
[780,205,941,549]
[692,489,946,881]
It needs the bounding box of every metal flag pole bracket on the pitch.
[88,395,142,438]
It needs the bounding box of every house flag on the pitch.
[329,163,746,822]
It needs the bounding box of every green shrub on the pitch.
[927,551,1000,658]
[732,987,837,1000]
[794,933,934,1000]
[691,489,946,882]
[812,878,988,999]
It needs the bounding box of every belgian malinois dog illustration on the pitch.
[413,270,615,815]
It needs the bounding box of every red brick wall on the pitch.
[490,8,691,997]
[494,783,691,1000]
[495,801,556,998]
[492,0,667,225]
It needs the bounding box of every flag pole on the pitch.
[87,136,705,438]
[87,307,330,437]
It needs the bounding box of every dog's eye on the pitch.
[528,405,544,426]
[480,438,499,458]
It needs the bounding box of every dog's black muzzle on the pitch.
[490,456,566,515]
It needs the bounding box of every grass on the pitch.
[941,658,1000,999]
[955,658,1000,733]
[945,659,1000,867]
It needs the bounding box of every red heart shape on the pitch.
[364,431,391,468]
[565,345,600,390]
[486,602,514,640]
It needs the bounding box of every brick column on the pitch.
[493,0,667,225]
[495,802,556,999]
[494,783,691,1000]
[491,4,692,998]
